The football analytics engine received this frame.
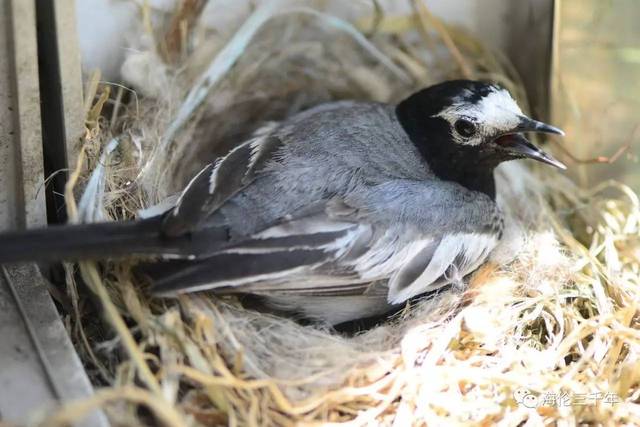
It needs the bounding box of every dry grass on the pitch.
[33,1,640,426]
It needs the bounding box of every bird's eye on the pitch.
[454,119,477,138]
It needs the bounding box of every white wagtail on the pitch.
[0,80,565,324]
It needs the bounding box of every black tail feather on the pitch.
[0,217,228,264]
[149,249,328,296]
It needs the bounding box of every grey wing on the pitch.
[151,180,501,309]
[161,99,386,237]
[161,122,281,236]
[150,198,376,296]
[343,179,502,304]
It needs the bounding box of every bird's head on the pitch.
[396,80,565,176]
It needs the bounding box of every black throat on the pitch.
[396,97,502,200]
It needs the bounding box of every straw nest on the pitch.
[38,1,640,426]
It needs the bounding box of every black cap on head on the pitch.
[396,80,565,198]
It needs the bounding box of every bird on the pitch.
[0,80,565,325]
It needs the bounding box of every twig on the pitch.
[79,262,163,396]
[162,0,208,63]
[550,122,639,166]
[83,69,101,117]
[551,134,633,165]
[364,0,383,38]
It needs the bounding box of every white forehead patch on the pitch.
[434,87,524,146]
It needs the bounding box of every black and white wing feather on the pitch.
[162,122,281,236]
[151,187,500,308]
[151,198,372,295]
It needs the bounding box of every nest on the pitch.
[38,1,640,426]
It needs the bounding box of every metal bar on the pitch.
[2,266,63,402]
[35,0,85,224]
[0,0,46,230]
[0,264,109,426]
[0,0,107,425]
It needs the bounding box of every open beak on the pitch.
[494,116,566,170]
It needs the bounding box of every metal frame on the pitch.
[0,1,107,425]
